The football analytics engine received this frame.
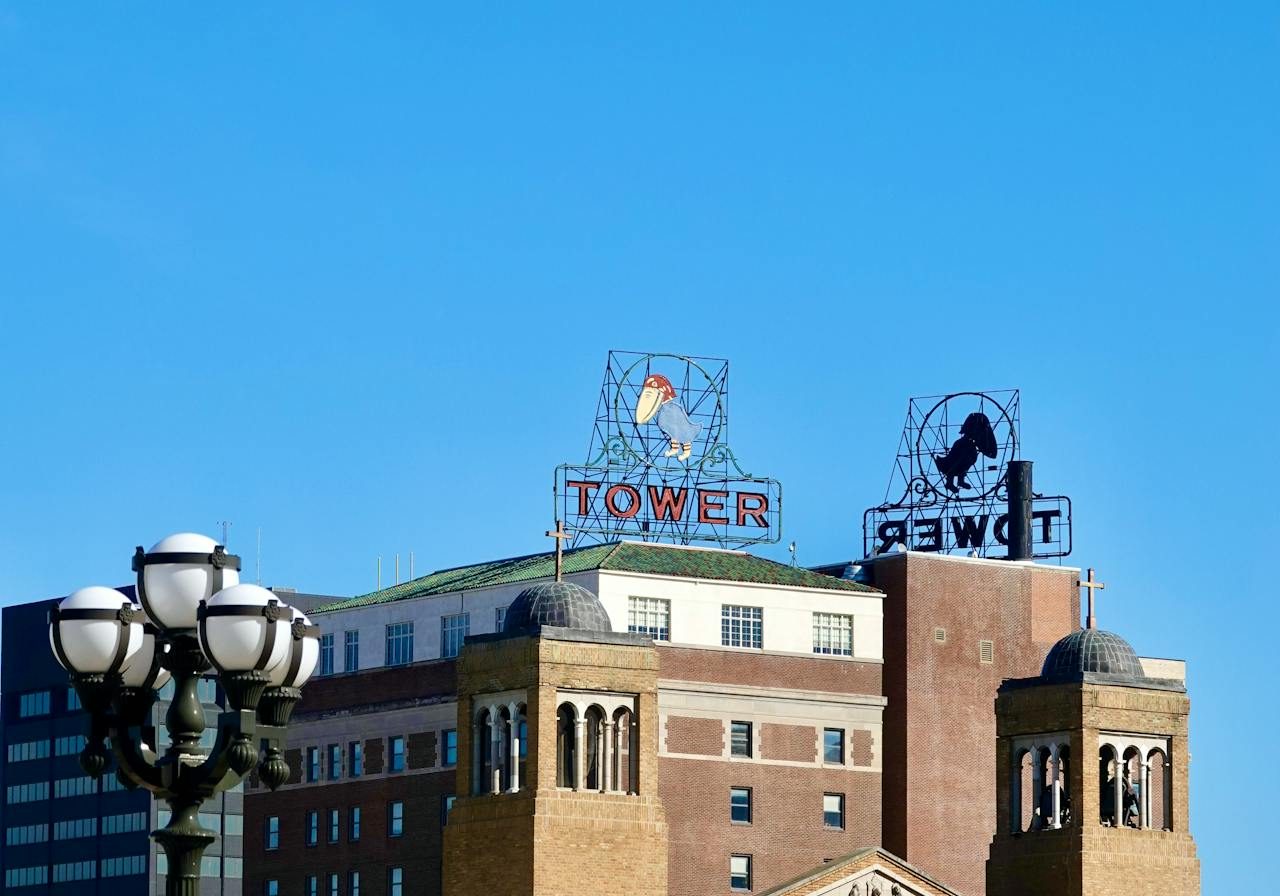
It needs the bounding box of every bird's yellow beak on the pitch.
[635,386,663,424]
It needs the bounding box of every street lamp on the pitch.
[49,532,320,896]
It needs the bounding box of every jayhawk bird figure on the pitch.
[635,373,702,462]
[934,412,998,494]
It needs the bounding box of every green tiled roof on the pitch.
[313,541,876,614]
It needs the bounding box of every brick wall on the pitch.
[760,723,816,763]
[666,716,724,756]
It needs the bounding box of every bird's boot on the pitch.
[678,443,692,461]
[665,440,681,458]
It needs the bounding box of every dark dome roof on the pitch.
[1041,628,1145,681]
[502,581,612,634]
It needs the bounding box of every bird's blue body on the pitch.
[657,401,702,445]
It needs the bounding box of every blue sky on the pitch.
[1,3,1276,885]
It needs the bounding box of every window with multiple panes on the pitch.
[306,810,318,846]
[349,871,361,896]
[823,728,844,764]
[7,739,50,762]
[349,806,361,841]
[266,816,280,849]
[306,746,320,782]
[18,690,51,717]
[344,630,360,671]
[730,721,752,758]
[306,875,318,896]
[494,606,506,631]
[441,795,456,825]
[318,633,335,676]
[6,823,49,845]
[627,596,671,640]
[721,605,763,649]
[265,881,279,896]
[730,787,752,823]
[349,740,363,776]
[388,867,404,896]
[443,729,458,766]
[66,686,82,711]
[328,808,339,843]
[328,744,341,780]
[812,612,853,656]
[441,613,470,659]
[730,855,752,891]
[388,800,404,837]
[329,872,339,896]
[385,622,414,666]
[824,793,845,829]
[389,735,405,771]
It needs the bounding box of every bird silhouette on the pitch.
[933,412,998,493]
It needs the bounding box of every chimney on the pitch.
[1006,460,1033,561]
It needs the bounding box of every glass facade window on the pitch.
[266,815,280,849]
[7,739,50,762]
[823,728,845,764]
[6,866,49,888]
[307,746,320,782]
[824,793,845,829]
[224,858,244,879]
[721,605,763,649]
[444,729,458,766]
[385,622,414,666]
[54,775,100,798]
[349,805,361,841]
[55,734,86,755]
[389,800,404,837]
[731,787,752,823]
[345,629,360,671]
[66,686,82,710]
[349,740,363,776]
[388,867,404,896]
[54,818,98,840]
[628,597,671,641]
[6,781,49,803]
[731,855,752,891]
[319,633,335,676]
[101,812,148,835]
[5,823,49,845]
[441,613,470,659]
[306,810,319,846]
[53,860,96,882]
[812,612,853,656]
[100,855,147,878]
[328,808,340,843]
[328,743,342,780]
[389,735,405,772]
[730,721,752,758]
[18,690,51,717]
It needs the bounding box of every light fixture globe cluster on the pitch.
[47,532,320,896]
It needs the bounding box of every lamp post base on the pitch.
[154,797,218,896]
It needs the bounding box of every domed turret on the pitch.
[502,581,612,634]
[1041,628,1145,681]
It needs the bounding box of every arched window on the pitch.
[1012,748,1033,833]
[473,708,492,796]
[1056,744,1072,827]
[613,707,634,794]
[516,704,528,789]
[495,706,512,792]
[556,704,577,788]
[583,706,606,791]
[1148,748,1170,831]
[1098,745,1119,827]
[1121,746,1143,828]
[1033,747,1053,830]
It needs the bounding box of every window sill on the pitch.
[731,820,752,826]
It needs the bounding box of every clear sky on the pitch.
[1,3,1276,886]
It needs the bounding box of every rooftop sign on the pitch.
[862,391,1072,559]
[555,352,781,548]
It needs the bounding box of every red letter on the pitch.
[647,485,689,521]
[736,492,769,527]
[698,490,729,524]
[566,480,601,516]
[605,484,641,519]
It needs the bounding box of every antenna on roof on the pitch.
[789,541,797,567]
[377,555,382,591]
[410,551,415,580]
[217,520,232,548]
[256,527,262,585]
[395,553,400,585]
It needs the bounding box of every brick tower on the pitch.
[986,625,1200,895]
[442,580,668,896]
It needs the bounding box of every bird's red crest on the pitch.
[643,374,676,401]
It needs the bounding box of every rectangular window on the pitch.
[730,787,752,824]
[329,872,339,896]
[349,740,363,776]
[7,739,50,762]
[443,729,458,766]
[345,629,360,671]
[628,596,671,641]
[730,721,752,758]
[66,686,82,711]
[812,612,853,656]
[349,806,361,841]
[319,633,335,676]
[307,876,318,896]
[389,799,404,837]
[306,810,318,846]
[307,746,320,782]
[441,794,456,826]
[389,735,405,772]
[328,808,340,843]
[348,871,360,896]
[18,690,51,717]
[823,728,845,764]
[730,855,752,891]
[388,867,404,896]
[440,612,470,659]
[386,621,414,666]
[328,743,341,780]
[494,606,506,631]
[721,605,763,649]
[266,815,280,850]
[824,793,845,829]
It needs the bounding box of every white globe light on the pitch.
[140,533,240,631]
[266,606,320,688]
[119,625,166,688]
[199,584,290,674]
[49,587,143,675]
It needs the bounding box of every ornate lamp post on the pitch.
[48,532,320,896]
